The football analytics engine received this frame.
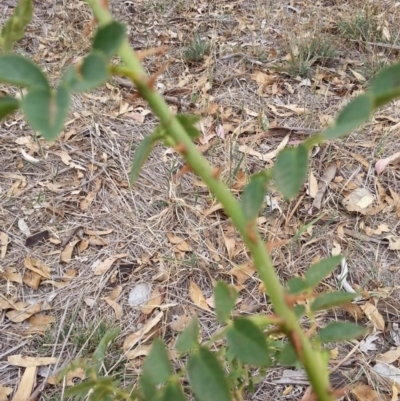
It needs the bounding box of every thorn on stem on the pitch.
[174,143,188,155]
[246,223,258,244]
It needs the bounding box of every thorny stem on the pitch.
[86,1,335,400]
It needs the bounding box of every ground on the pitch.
[1,0,400,400]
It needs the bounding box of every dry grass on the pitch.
[1,0,400,400]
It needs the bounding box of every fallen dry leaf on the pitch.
[170,314,192,332]
[83,228,113,236]
[350,69,366,82]
[343,187,374,213]
[0,386,12,401]
[351,384,381,401]
[8,355,57,367]
[123,311,163,352]
[238,134,289,163]
[41,279,70,289]
[78,239,90,252]
[23,271,42,290]
[11,366,36,401]
[331,240,341,256]
[24,256,51,279]
[167,233,192,252]
[104,285,123,319]
[309,164,336,213]
[141,287,163,315]
[26,314,55,335]
[361,302,385,331]
[308,170,318,198]
[375,151,400,174]
[376,346,400,364]
[203,202,224,217]
[1,267,23,284]
[80,192,96,211]
[230,263,256,285]
[205,238,221,261]
[223,225,236,260]
[93,253,128,275]
[365,223,390,236]
[385,235,400,251]
[105,298,123,320]
[60,239,80,263]
[80,179,102,211]
[189,281,210,310]
[279,104,309,115]
[6,302,51,323]
[88,236,109,246]
[0,232,8,258]
[48,367,86,386]
[125,344,152,360]
[372,362,400,389]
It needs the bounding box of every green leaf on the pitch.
[22,86,70,141]
[142,339,172,385]
[311,292,357,312]
[64,380,96,397]
[323,94,373,139]
[176,114,200,139]
[187,347,231,401]
[129,132,160,184]
[319,322,366,342]
[226,318,270,366]
[304,255,342,288]
[0,0,33,52]
[0,96,19,119]
[0,54,48,89]
[176,316,199,353]
[273,144,309,200]
[162,382,186,401]
[139,376,160,401]
[214,282,237,323]
[293,304,306,318]
[93,328,119,362]
[287,277,308,295]
[278,343,300,367]
[64,52,109,93]
[93,21,126,59]
[241,176,267,221]
[370,63,400,107]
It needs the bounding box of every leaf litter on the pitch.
[2,0,400,400]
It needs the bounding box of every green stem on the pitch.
[85,1,335,400]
